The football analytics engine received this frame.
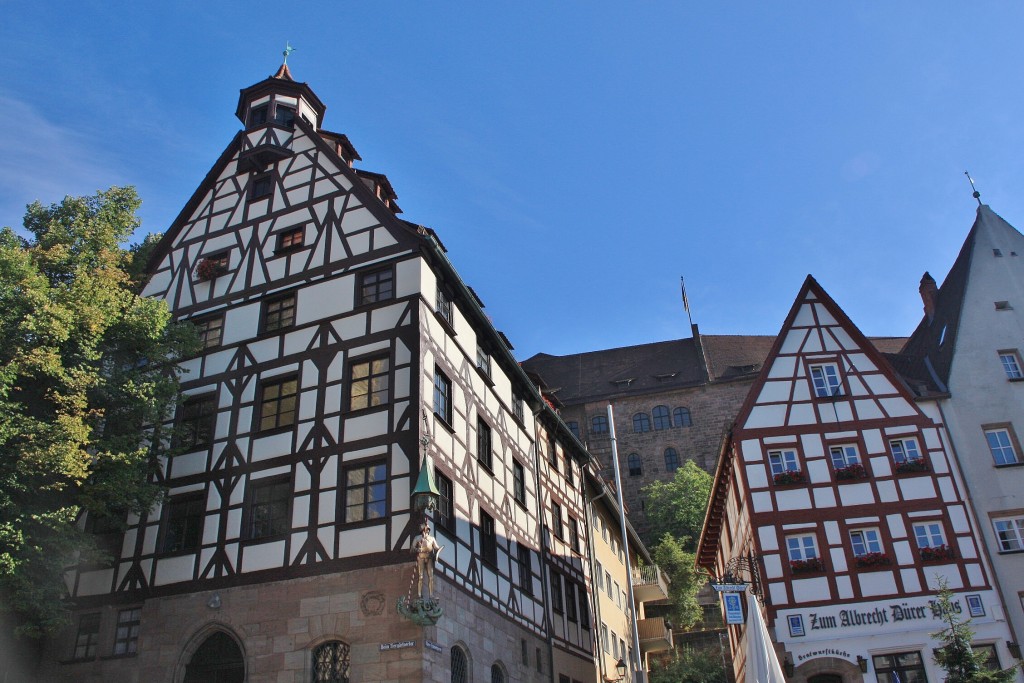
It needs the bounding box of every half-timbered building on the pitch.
[697,276,1018,683]
[33,63,651,683]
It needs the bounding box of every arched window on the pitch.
[632,413,651,433]
[491,662,506,683]
[184,631,244,683]
[652,405,671,430]
[664,448,680,473]
[451,645,469,683]
[673,407,692,428]
[313,640,351,683]
[591,415,609,434]
[627,454,643,477]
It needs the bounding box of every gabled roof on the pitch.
[900,205,1024,389]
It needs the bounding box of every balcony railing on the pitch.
[631,564,670,603]
[637,616,674,653]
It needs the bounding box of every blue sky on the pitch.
[3,3,1024,359]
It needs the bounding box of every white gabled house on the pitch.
[698,275,1018,683]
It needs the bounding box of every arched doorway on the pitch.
[183,631,244,683]
[809,675,843,683]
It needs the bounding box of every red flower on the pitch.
[920,545,955,562]
[196,257,228,281]
[835,463,867,480]
[790,558,824,573]
[854,552,891,568]
[773,470,805,486]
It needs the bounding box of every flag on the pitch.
[680,277,690,314]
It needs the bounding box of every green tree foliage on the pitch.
[641,461,715,629]
[649,646,729,683]
[643,460,714,550]
[931,581,1017,683]
[0,187,192,636]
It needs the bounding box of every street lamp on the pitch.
[615,658,627,680]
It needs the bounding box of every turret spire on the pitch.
[964,170,982,207]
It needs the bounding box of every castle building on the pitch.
[35,64,661,683]
[696,275,1019,683]
[899,204,1024,651]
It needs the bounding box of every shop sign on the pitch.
[723,592,744,625]
[380,640,416,651]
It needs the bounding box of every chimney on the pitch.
[919,272,938,322]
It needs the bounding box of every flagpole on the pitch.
[681,276,693,327]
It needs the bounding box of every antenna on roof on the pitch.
[964,171,982,207]
[282,41,296,65]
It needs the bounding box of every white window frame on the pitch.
[786,533,818,561]
[999,351,1023,379]
[829,444,861,469]
[810,363,842,398]
[889,437,922,464]
[992,515,1024,552]
[984,427,1021,466]
[849,528,883,557]
[912,521,946,549]
[768,449,800,475]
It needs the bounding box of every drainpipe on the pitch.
[586,480,611,682]
[530,414,557,683]
[607,404,645,683]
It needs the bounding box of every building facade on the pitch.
[34,64,650,683]
[697,276,1019,683]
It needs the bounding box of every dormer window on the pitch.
[274,105,295,129]
[248,105,268,128]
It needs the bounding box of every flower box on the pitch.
[835,463,867,481]
[773,470,805,486]
[790,557,824,573]
[854,552,891,568]
[919,545,956,562]
[894,459,930,474]
[196,257,228,282]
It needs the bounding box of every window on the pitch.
[513,395,524,422]
[434,369,453,425]
[536,647,543,674]
[276,226,304,252]
[614,581,622,608]
[273,104,295,128]
[349,355,389,410]
[161,494,204,553]
[358,267,394,305]
[565,454,574,486]
[632,412,651,433]
[769,449,800,475]
[786,533,821,571]
[569,516,581,553]
[627,453,642,476]
[579,588,590,628]
[999,351,1023,379]
[436,471,454,532]
[477,417,493,471]
[873,652,926,683]
[262,293,296,333]
[993,515,1024,552]
[251,173,273,199]
[491,663,506,683]
[113,607,141,656]
[664,447,680,473]
[257,375,297,432]
[984,427,1021,465]
[552,502,563,540]
[436,287,453,325]
[605,571,613,598]
[829,444,860,468]
[889,437,924,465]
[480,510,497,566]
[612,631,619,658]
[591,415,608,433]
[849,528,883,557]
[550,570,563,614]
[673,407,692,428]
[476,345,491,378]
[565,580,578,622]
[521,639,528,666]
[513,460,526,506]
[84,512,123,568]
[248,104,268,127]
[810,362,842,397]
[196,251,230,281]
[313,640,351,683]
[343,462,387,523]
[974,644,1001,672]
[548,435,559,471]
[451,646,469,683]
[193,314,224,349]
[73,613,100,660]
[996,301,1013,310]
[567,421,580,439]
[912,521,950,560]
[595,561,603,591]
[517,544,533,596]
[177,393,216,451]
[601,624,610,653]
[652,405,671,430]
[247,477,290,539]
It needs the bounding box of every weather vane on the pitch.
[282,42,296,65]
[964,171,982,206]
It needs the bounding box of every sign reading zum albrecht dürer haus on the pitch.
[775,590,1006,665]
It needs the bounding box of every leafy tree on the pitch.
[0,187,192,636]
[649,646,729,683]
[653,533,705,628]
[931,581,1017,683]
[643,460,713,550]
